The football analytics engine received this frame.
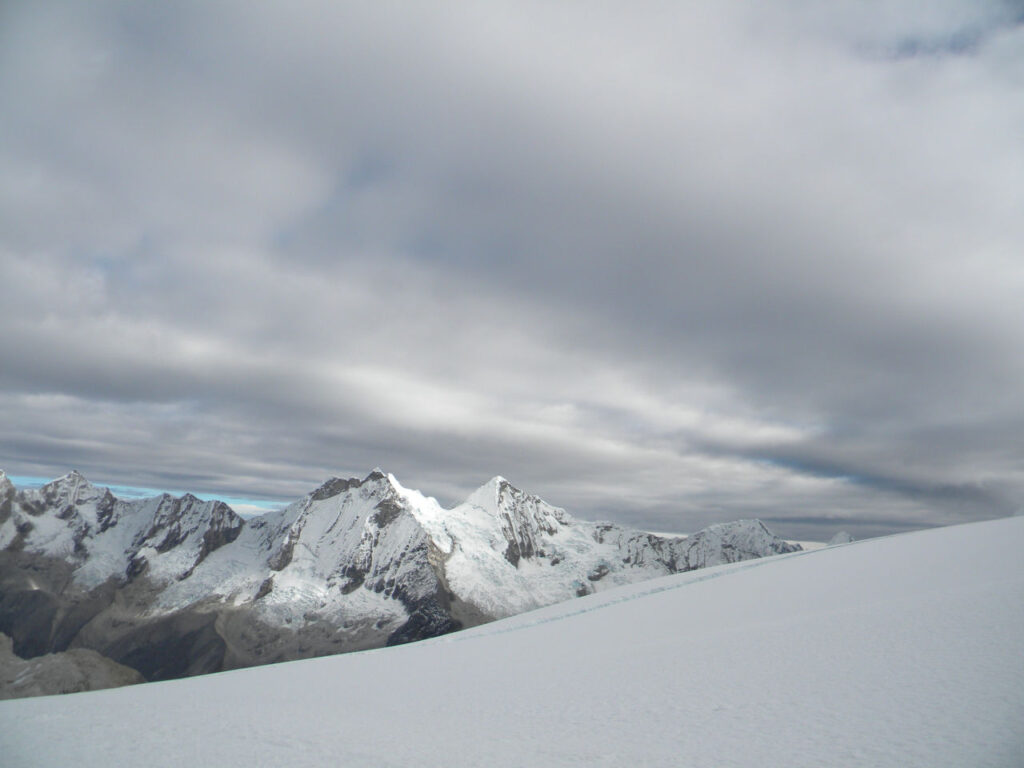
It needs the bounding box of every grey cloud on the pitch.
[1,1,1022,540]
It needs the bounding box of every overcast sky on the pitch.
[2,1,1022,539]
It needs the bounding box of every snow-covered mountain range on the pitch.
[0,468,798,685]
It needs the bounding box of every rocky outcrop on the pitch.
[0,631,143,699]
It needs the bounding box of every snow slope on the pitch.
[2,516,1021,768]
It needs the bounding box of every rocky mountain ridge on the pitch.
[0,468,800,692]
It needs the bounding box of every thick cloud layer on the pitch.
[2,1,1022,539]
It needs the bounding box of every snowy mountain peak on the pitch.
[355,468,401,496]
[828,530,855,546]
[464,476,568,521]
[36,470,104,510]
[463,476,506,511]
[484,474,510,493]
[680,519,800,569]
[45,469,88,489]
[304,469,403,504]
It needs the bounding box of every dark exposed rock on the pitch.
[0,588,60,658]
[126,554,149,579]
[196,503,244,563]
[340,565,365,594]
[311,477,357,501]
[587,564,610,582]
[90,610,227,681]
[20,499,45,516]
[50,582,117,652]
[95,489,117,532]
[269,527,299,571]
[371,498,403,527]
[254,577,274,600]
[503,539,521,567]
[155,524,186,553]
[386,602,461,647]
[488,480,566,568]
[6,520,34,552]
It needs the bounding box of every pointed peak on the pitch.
[45,470,93,490]
[364,469,406,495]
[464,475,523,512]
[828,531,855,546]
[482,475,517,494]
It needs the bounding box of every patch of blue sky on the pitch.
[7,475,282,515]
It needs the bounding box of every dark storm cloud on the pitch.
[1,0,1022,539]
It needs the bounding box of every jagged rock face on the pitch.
[0,468,801,695]
[480,478,571,566]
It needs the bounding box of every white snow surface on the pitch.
[2,516,1021,768]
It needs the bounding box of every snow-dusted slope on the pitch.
[2,516,1021,768]
[0,468,798,680]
